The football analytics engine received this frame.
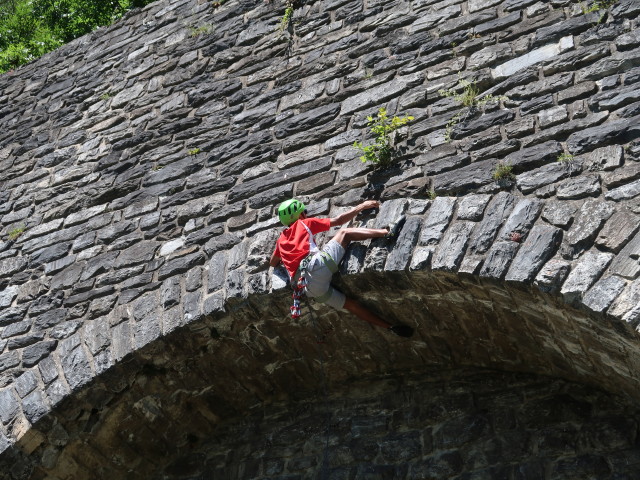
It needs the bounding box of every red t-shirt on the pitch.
[274,217,331,278]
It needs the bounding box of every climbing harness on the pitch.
[289,222,339,318]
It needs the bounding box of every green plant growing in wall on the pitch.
[353,107,414,167]
[280,5,294,31]
[278,0,300,33]
[439,78,507,143]
[188,147,201,155]
[557,152,575,163]
[189,24,214,36]
[578,0,618,25]
[581,0,617,11]
[492,161,515,181]
[7,225,25,241]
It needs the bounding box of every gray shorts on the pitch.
[304,240,346,310]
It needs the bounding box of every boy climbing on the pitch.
[270,198,414,338]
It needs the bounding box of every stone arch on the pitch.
[1,0,640,477]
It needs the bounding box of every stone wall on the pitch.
[1,0,640,477]
[159,371,640,480]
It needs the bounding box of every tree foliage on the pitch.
[0,0,155,73]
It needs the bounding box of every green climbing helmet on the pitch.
[278,199,306,226]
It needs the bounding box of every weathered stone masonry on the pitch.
[1,0,640,477]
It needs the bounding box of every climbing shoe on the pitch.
[388,324,414,338]
[385,215,406,239]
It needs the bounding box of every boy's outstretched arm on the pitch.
[329,200,380,227]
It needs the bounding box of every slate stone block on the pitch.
[431,156,494,195]
[44,255,77,276]
[596,210,640,253]
[229,157,331,203]
[0,350,20,374]
[274,104,341,139]
[14,370,37,398]
[340,73,421,115]
[96,221,137,245]
[506,225,562,283]
[0,285,18,309]
[61,344,92,391]
[64,286,115,307]
[51,320,82,340]
[480,241,519,280]
[561,251,615,303]
[419,197,456,246]
[583,276,627,313]
[247,184,295,210]
[456,194,491,221]
[157,251,205,281]
[567,115,640,154]
[493,41,560,79]
[34,356,57,387]
[534,258,571,293]
[418,152,471,176]
[556,174,601,199]
[8,332,45,350]
[453,110,515,141]
[247,230,279,274]
[605,179,640,201]
[558,81,598,104]
[0,388,19,424]
[385,216,422,271]
[504,140,563,173]
[498,199,542,241]
[538,106,568,128]
[83,320,110,357]
[516,162,575,194]
[183,224,224,248]
[131,291,158,323]
[474,11,521,36]
[0,257,27,277]
[203,292,226,318]
[183,291,202,324]
[45,377,69,409]
[95,266,145,289]
[22,389,49,424]
[604,163,640,189]
[0,305,28,327]
[468,192,516,255]
[1,320,31,339]
[437,215,481,267]
[562,199,615,259]
[584,145,623,172]
[109,319,132,362]
[541,201,578,229]
[134,314,162,350]
[161,276,181,309]
[114,241,159,269]
[79,252,118,282]
[608,230,640,278]
[226,269,245,299]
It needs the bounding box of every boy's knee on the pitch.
[332,228,349,246]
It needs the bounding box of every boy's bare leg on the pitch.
[343,297,392,329]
